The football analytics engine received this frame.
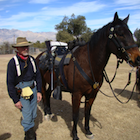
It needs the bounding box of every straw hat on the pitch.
[12,37,33,48]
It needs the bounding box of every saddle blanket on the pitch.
[55,53,71,65]
[39,46,79,70]
[55,46,79,65]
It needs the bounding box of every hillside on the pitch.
[0,29,56,44]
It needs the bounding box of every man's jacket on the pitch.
[7,55,42,103]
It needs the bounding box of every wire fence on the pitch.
[0,47,46,55]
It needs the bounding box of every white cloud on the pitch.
[1,1,106,22]
[128,12,140,31]
[87,18,112,26]
[0,17,44,30]
[86,13,140,33]
[0,1,106,32]
[115,5,140,10]
[29,0,53,4]
[11,0,22,2]
[42,1,106,16]
[115,0,140,5]
[86,17,112,30]
[9,12,38,20]
[1,0,139,33]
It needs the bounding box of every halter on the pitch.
[108,25,137,66]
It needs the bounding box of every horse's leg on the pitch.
[136,69,140,101]
[41,78,52,119]
[41,80,47,114]
[84,92,97,139]
[44,85,54,120]
[72,92,82,140]
[44,85,52,115]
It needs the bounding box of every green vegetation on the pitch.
[134,28,140,47]
[55,14,93,43]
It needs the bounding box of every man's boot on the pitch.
[24,127,36,140]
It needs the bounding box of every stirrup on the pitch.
[53,86,62,100]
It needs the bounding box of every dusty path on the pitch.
[0,54,140,140]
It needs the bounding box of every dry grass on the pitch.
[0,54,140,140]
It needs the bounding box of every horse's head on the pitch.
[108,12,140,67]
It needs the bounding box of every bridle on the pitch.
[87,24,138,103]
[108,24,138,66]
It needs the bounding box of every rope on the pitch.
[102,70,135,104]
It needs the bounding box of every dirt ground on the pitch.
[0,54,140,140]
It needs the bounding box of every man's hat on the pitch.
[12,37,33,48]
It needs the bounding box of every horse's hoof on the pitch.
[44,114,54,121]
[138,94,140,100]
[85,133,94,139]
[73,137,79,140]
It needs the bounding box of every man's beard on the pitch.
[22,51,29,56]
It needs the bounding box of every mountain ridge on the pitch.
[0,28,56,44]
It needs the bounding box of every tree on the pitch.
[134,28,140,46]
[80,28,94,42]
[33,41,46,48]
[56,30,74,43]
[55,16,69,32]
[55,14,88,41]
[67,14,87,37]
[0,41,13,54]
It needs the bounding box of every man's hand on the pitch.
[15,101,23,110]
[37,92,42,103]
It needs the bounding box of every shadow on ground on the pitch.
[114,88,140,108]
[0,133,11,140]
[38,97,102,138]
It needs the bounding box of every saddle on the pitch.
[39,46,79,71]
[39,40,82,100]
[39,46,79,98]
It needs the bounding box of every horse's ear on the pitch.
[123,14,129,24]
[113,12,119,22]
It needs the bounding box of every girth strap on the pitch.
[59,54,69,90]
[72,55,99,89]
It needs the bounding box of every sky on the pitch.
[0,0,140,34]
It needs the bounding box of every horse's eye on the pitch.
[115,26,124,37]
[116,31,124,36]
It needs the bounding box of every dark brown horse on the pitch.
[136,67,140,100]
[36,12,140,140]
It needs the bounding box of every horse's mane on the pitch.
[89,22,111,51]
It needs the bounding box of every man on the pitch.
[6,37,42,140]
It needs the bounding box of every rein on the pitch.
[103,59,123,84]
[87,42,134,102]
[103,66,136,103]
[103,68,136,103]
